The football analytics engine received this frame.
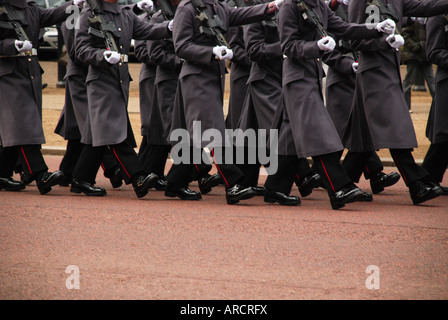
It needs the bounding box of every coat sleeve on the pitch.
[322,50,355,75]
[227,26,250,67]
[244,22,282,63]
[278,1,321,59]
[227,3,271,27]
[0,38,17,56]
[172,5,215,64]
[403,0,448,17]
[426,16,448,69]
[134,39,151,64]
[147,13,180,69]
[131,12,171,40]
[37,1,73,28]
[61,23,77,62]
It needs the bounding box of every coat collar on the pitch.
[102,1,121,14]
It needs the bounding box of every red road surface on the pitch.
[1,156,447,300]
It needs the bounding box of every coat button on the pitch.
[119,62,122,66]
[31,76,34,79]
[118,27,122,32]
[120,80,123,83]
[28,58,32,62]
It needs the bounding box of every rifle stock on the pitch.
[85,0,120,52]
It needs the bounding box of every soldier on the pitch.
[422,14,448,195]
[70,0,172,198]
[325,0,401,195]
[275,0,395,210]
[0,0,84,194]
[166,0,284,204]
[55,19,123,189]
[344,0,448,205]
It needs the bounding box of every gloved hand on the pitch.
[15,40,33,53]
[74,0,85,6]
[317,36,336,52]
[103,50,121,64]
[137,0,153,11]
[352,62,359,73]
[274,0,284,9]
[337,0,350,5]
[376,19,396,34]
[386,34,405,49]
[168,20,174,31]
[213,45,233,60]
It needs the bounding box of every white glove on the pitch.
[274,0,284,9]
[376,19,396,34]
[386,34,405,49]
[337,0,350,5]
[213,45,233,60]
[74,0,85,6]
[14,40,33,53]
[137,0,153,11]
[168,20,174,31]
[352,62,358,73]
[103,50,121,64]
[317,36,336,52]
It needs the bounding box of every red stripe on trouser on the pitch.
[112,147,131,179]
[319,156,335,193]
[100,163,105,171]
[391,153,408,185]
[20,147,33,176]
[296,174,300,181]
[211,149,229,187]
[365,166,370,174]
[194,164,200,172]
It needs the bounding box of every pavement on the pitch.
[1,60,447,302]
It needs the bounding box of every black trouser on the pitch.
[60,140,120,180]
[167,146,243,189]
[265,156,313,194]
[341,151,384,183]
[422,142,448,184]
[137,137,170,179]
[0,145,48,179]
[235,146,261,187]
[73,140,144,185]
[311,152,352,195]
[343,149,428,187]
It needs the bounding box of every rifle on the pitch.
[295,0,329,39]
[85,0,120,52]
[247,0,277,28]
[191,0,230,56]
[366,0,400,42]
[0,3,32,55]
[155,0,175,21]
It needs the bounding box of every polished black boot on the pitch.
[198,173,222,195]
[264,190,301,206]
[252,186,267,196]
[0,177,26,191]
[71,179,107,196]
[298,173,322,197]
[370,171,401,194]
[132,173,159,199]
[410,181,442,205]
[36,171,65,195]
[226,184,256,205]
[165,184,202,200]
[329,184,365,210]
[153,178,168,191]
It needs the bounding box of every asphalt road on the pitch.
[1,156,447,301]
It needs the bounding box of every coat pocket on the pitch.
[0,63,13,77]
[85,71,100,84]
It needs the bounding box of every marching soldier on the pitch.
[422,14,448,195]
[275,0,394,209]
[0,0,84,194]
[166,0,284,204]
[325,0,401,195]
[344,0,448,205]
[70,0,172,198]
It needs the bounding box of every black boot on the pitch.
[165,184,202,200]
[106,167,123,189]
[71,179,107,196]
[370,171,401,194]
[154,178,168,191]
[132,173,158,198]
[329,184,365,210]
[298,173,322,197]
[226,184,256,205]
[198,173,222,195]
[410,181,442,205]
[0,177,26,191]
[264,190,301,206]
[36,171,65,195]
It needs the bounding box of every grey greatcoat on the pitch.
[344,0,448,152]
[225,24,251,130]
[425,15,448,145]
[55,21,88,141]
[275,0,380,158]
[148,10,182,145]
[75,3,170,147]
[170,0,274,148]
[0,0,73,147]
[238,6,283,134]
